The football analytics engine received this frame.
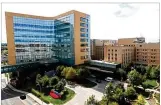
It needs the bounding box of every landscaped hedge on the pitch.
[31,88,50,104]
[40,96,50,104]
[31,88,41,97]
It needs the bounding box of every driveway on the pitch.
[65,85,103,105]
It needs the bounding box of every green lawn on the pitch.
[42,87,75,105]
[31,87,75,105]
[142,80,157,89]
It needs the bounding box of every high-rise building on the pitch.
[5,10,90,66]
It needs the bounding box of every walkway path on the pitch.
[64,84,103,105]
[137,86,160,94]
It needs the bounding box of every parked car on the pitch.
[105,77,113,82]
[20,95,26,100]
[50,89,61,99]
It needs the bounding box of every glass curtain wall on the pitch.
[13,16,54,63]
[53,14,75,65]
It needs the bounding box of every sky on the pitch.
[1,3,160,43]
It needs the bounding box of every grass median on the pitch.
[31,87,75,105]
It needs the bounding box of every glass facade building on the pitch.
[6,10,90,66]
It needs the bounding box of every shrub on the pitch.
[65,68,76,80]
[49,76,59,86]
[40,96,50,104]
[31,88,41,97]
[125,86,137,100]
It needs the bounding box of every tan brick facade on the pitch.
[104,45,135,65]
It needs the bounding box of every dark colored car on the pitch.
[20,95,26,100]
[96,79,101,83]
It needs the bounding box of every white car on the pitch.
[105,77,113,82]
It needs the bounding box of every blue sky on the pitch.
[2,3,159,43]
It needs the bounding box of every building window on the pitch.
[115,54,117,56]
[81,56,85,60]
[80,17,86,22]
[80,33,86,37]
[108,49,110,51]
[80,28,85,32]
[154,49,156,51]
[115,50,117,52]
[80,23,86,27]
[140,45,142,47]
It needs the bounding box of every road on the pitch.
[1,77,39,105]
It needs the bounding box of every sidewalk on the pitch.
[137,86,160,94]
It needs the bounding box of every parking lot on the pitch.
[65,77,124,105]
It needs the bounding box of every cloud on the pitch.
[114,3,139,17]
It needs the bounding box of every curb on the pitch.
[7,83,28,94]
[7,84,49,105]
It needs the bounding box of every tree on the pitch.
[104,82,115,104]
[108,102,119,105]
[136,65,146,75]
[54,81,64,92]
[127,70,142,86]
[9,72,18,79]
[56,65,65,76]
[49,76,59,86]
[60,79,66,86]
[112,87,124,102]
[77,68,90,79]
[36,74,41,85]
[142,80,151,90]
[145,66,152,79]
[41,75,49,87]
[116,68,126,81]
[150,67,160,80]
[85,95,99,105]
[123,63,132,73]
[61,67,69,77]
[135,95,146,105]
[125,86,136,100]
[65,68,76,80]
[104,82,124,104]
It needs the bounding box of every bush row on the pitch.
[31,88,50,104]
[40,96,50,104]
[31,88,41,97]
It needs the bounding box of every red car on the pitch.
[50,90,61,99]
